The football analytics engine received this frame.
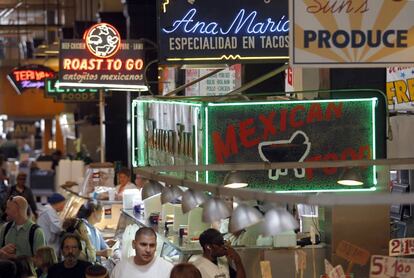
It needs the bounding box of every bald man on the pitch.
[0,196,45,258]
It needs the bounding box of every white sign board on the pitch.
[389,238,414,257]
[290,0,414,67]
[370,255,414,278]
[386,67,414,111]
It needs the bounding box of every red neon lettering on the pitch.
[239,118,260,148]
[212,125,238,163]
[13,70,52,81]
[279,109,288,132]
[258,112,276,140]
[289,105,305,128]
[306,103,323,123]
[325,102,343,120]
[323,152,339,175]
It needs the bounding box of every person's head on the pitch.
[33,246,57,271]
[6,196,28,221]
[12,256,34,278]
[117,168,131,186]
[47,193,66,212]
[132,227,157,265]
[134,174,148,189]
[199,228,227,259]
[16,172,27,187]
[62,218,89,242]
[85,264,109,278]
[170,263,202,278]
[77,201,103,224]
[60,233,82,266]
[0,259,17,277]
[5,132,12,140]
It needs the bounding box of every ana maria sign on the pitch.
[158,0,289,64]
[291,0,414,67]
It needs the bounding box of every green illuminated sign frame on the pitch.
[132,95,379,193]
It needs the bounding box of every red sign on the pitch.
[7,64,56,94]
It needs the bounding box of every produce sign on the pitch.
[45,78,99,102]
[389,238,414,257]
[290,0,414,67]
[158,0,289,64]
[7,64,55,94]
[370,255,414,278]
[133,95,380,193]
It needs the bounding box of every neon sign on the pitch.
[58,40,148,91]
[45,78,100,102]
[162,8,289,35]
[7,64,55,94]
[133,95,380,193]
[158,0,289,64]
[84,23,121,58]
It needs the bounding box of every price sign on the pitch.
[336,241,370,266]
[370,255,414,278]
[389,238,414,257]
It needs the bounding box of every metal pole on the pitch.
[99,89,105,162]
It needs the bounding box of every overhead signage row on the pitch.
[290,0,414,67]
[158,0,289,64]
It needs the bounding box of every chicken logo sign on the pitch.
[258,130,311,181]
[84,23,121,58]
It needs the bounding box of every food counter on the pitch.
[116,208,327,277]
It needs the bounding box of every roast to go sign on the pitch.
[370,255,414,278]
[290,0,414,67]
[58,39,147,91]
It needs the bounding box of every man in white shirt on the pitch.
[111,227,173,278]
[37,193,66,254]
[193,228,246,278]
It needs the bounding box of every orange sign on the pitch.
[336,241,370,266]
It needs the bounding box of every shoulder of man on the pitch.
[155,256,174,269]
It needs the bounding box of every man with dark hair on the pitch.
[6,172,38,218]
[48,233,92,278]
[0,133,18,160]
[111,227,172,278]
[193,228,246,278]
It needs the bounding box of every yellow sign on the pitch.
[290,0,414,67]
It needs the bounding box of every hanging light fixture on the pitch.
[161,185,183,204]
[202,197,232,223]
[337,167,364,186]
[223,171,248,188]
[181,189,208,214]
[261,207,299,237]
[142,180,163,200]
[229,204,263,233]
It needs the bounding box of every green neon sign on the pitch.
[132,96,379,192]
